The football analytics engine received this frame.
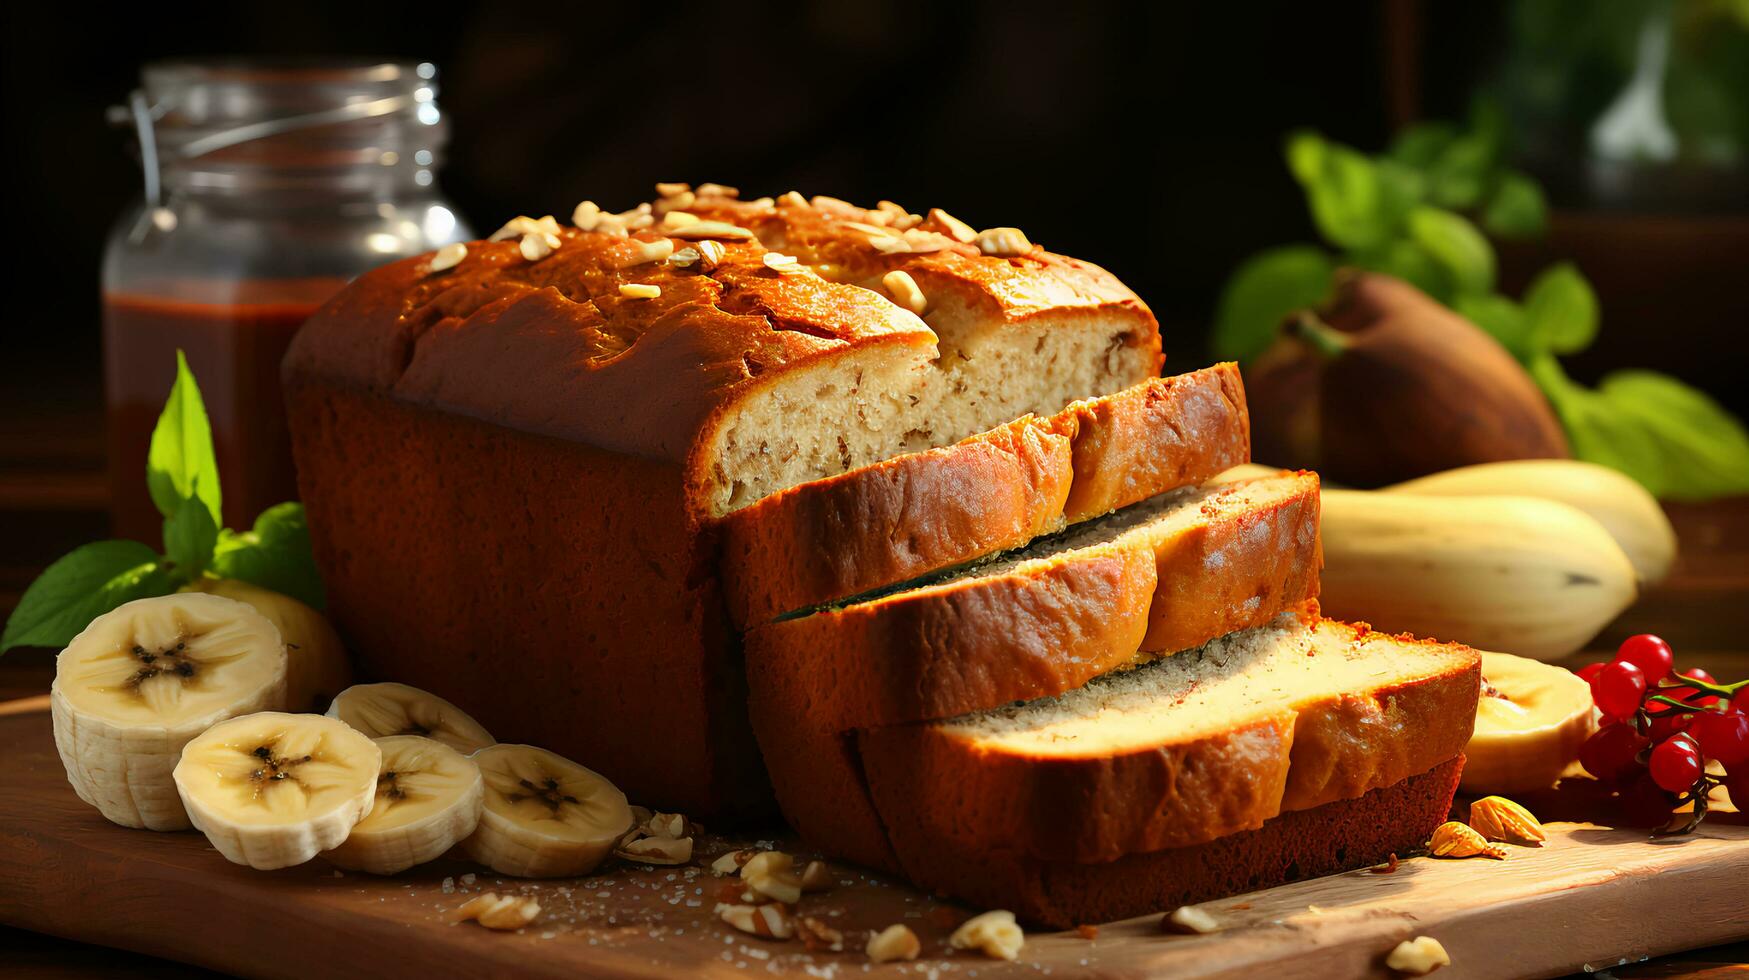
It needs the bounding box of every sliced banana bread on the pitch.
[718,363,1249,626]
[857,614,1480,924]
[744,474,1322,867]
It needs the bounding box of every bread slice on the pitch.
[888,756,1465,928]
[858,614,1480,881]
[717,364,1250,626]
[743,474,1322,869]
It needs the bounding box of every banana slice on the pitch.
[324,735,484,874]
[183,577,352,711]
[1462,651,1597,795]
[463,743,632,878]
[327,682,495,753]
[174,711,381,869]
[50,593,288,830]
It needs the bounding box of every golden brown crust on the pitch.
[855,621,1481,865]
[882,756,1465,929]
[285,188,1163,521]
[743,473,1322,734]
[717,365,1251,626]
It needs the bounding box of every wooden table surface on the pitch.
[2,402,1746,977]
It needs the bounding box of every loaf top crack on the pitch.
[285,186,1163,518]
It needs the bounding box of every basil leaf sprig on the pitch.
[1213,101,1749,500]
[1,351,325,653]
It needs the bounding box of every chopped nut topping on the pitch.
[882,270,928,316]
[796,915,845,952]
[451,893,541,930]
[1386,936,1451,975]
[809,194,858,213]
[614,832,690,861]
[976,226,1033,257]
[655,181,692,198]
[743,196,776,210]
[667,220,755,241]
[710,848,756,875]
[763,252,807,275]
[654,190,696,215]
[1162,905,1222,934]
[696,182,740,198]
[519,232,560,262]
[778,190,809,209]
[490,214,563,242]
[717,902,794,940]
[928,207,977,243]
[1428,821,1507,859]
[876,200,921,230]
[799,859,832,893]
[621,237,675,266]
[868,235,911,255]
[900,228,954,253]
[694,240,727,269]
[741,850,803,904]
[668,246,701,268]
[840,220,895,238]
[661,210,701,228]
[573,200,602,231]
[949,909,1025,961]
[427,242,467,273]
[1467,796,1546,846]
[866,923,921,963]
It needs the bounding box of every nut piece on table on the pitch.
[1386,936,1451,975]
[799,859,832,893]
[1467,796,1547,846]
[451,893,541,931]
[717,902,794,940]
[1162,905,1222,934]
[710,848,755,875]
[867,923,922,963]
[615,835,692,865]
[1428,821,1508,859]
[948,909,1025,961]
[796,915,846,952]
[741,851,803,904]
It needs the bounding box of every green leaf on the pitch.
[1387,121,1459,169]
[1211,245,1337,362]
[1530,357,1669,496]
[1453,293,1531,358]
[1599,371,1749,500]
[1284,131,1412,249]
[1406,207,1496,295]
[146,351,222,528]
[211,502,326,610]
[1,541,175,652]
[1521,262,1599,355]
[1424,134,1496,209]
[1481,172,1548,238]
[1347,239,1455,303]
[163,484,219,582]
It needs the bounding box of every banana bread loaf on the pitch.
[283,185,1162,816]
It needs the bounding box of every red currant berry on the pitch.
[1646,707,1692,742]
[1579,723,1649,783]
[1576,662,1607,683]
[1734,686,1748,714]
[1690,709,1749,768]
[1591,660,1647,719]
[1614,635,1673,683]
[1616,773,1677,829]
[1648,734,1704,794]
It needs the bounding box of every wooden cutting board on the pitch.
[0,693,1744,980]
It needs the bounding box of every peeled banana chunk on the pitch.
[324,735,484,875]
[328,682,496,754]
[463,743,632,878]
[174,711,380,870]
[51,593,288,830]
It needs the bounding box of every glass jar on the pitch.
[103,59,471,543]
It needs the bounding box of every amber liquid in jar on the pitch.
[102,279,345,543]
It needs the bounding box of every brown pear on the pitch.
[1245,271,1569,486]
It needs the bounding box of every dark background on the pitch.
[2,0,1745,450]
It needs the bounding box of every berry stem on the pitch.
[1661,676,1746,698]
[1647,694,1706,713]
